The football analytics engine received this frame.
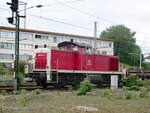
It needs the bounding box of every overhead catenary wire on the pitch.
[0,0,95,32]
[53,1,150,39]
[1,0,150,45]
[0,0,150,37]
[29,14,93,31]
[0,1,149,55]
[0,0,93,31]
[55,1,115,24]
[44,0,86,7]
[0,0,86,12]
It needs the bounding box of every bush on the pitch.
[146,86,150,92]
[68,86,73,92]
[1,90,6,96]
[18,61,26,76]
[123,86,128,91]
[34,89,41,94]
[68,85,79,92]
[128,85,139,91]
[121,74,141,90]
[142,79,150,91]
[103,90,110,97]
[103,90,112,99]
[77,77,95,96]
[139,88,148,98]
[125,92,132,100]
[139,91,147,98]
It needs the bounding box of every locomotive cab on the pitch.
[58,41,78,51]
[58,41,93,71]
[58,41,92,53]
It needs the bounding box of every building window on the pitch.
[0,42,13,49]
[19,44,33,50]
[102,51,107,54]
[63,37,70,41]
[0,42,4,49]
[20,32,33,40]
[35,45,44,49]
[73,38,77,42]
[109,42,112,47]
[95,41,98,48]
[0,30,15,38]
[82,39,88,44]
[0,54,13,60]
[42,35,49,39]
[0,42,33,50]
[109,51,112,55]
[20,55,32,61]
[35,45,38,49]
[28,44,33,49]
[7,43,12,49]
[52,36,57,42]
[91,40,94,47]
[35,34,49,40]
[20,44,24,49]
[58,37,63,42]
[35,34,41,39]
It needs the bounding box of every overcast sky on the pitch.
[0,0,150,54]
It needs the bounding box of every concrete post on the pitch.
[111,75,118,90]
[122,68,126,78]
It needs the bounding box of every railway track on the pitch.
[0,82,70,91]
[127,69,150,79]
[0,84,42,91]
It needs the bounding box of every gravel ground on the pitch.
[0,89,150,113]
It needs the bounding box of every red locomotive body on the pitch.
[29,41,121,86]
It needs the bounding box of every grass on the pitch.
[1,88,150,113]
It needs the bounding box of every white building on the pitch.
[0,26,114,63]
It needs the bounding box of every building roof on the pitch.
[0,26,114,42]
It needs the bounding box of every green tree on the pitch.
[100,25,141,66]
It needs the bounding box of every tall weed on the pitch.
[77,77,95,96]
[17,89,27,107]
[121,74,141,91]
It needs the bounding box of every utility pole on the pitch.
[14,11,20,94]
[24,3,27,29]
[7,0,20,94]
[140,54,142,69]
[94,21,97,51]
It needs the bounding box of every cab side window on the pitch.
[82,48,86,54]
[59,46,67,50]
[86,47,92,54]
[71,45,78,51]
